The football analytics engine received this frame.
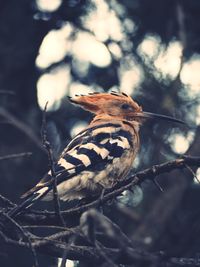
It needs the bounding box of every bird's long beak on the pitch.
[135,111,186,125]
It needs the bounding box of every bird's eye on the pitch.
[121,103,131,110]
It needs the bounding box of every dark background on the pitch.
[0,0,200,266]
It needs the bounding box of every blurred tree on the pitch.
[0,0,200,266]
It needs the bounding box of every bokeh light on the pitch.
[181,56,200,93]
[35,0,200,154]
[72,32,111,67]
[170,131,194,154]
[36,0,62,12]
[36,23,73,69]
[37,66,70,110]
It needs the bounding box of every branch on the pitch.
[12,155,200,226]
[41,102,67,267]
[1,231,200,266]
[1,156,200,265]
[0,212,39,267]
[0,107,44,151]
[0,90,15,95]
[0,152,32,161]
[0,194,16,208]
[41,102,65,225]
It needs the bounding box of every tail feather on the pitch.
[7,186,50,218]
[21,184,44,199]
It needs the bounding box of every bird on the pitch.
[8,92,184,217]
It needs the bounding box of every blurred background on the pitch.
[0,0,200,266]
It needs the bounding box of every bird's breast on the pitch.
[93,148,137,187]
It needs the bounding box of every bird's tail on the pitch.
[7,186,50,218]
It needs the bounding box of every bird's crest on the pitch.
[68,92,142,115]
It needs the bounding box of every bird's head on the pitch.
[69,92,185,125]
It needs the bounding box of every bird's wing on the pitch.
[21,122,133,200]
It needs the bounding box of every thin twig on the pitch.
[80,209,133,266]
[176,2,187,50]
[0,90,15,95]
[0,107,44,151]
[0,212,39,267]
[95,241,118,267]
[60,234,78,267]
[0,194,16,208]
[0,152,32,161]
[184,164,200,183]
[23,225,74,230]
[41,102,67,267]
[30,228,81,247]
[152,178,164,192]
[41,102,65,226]
[80,209,133,247]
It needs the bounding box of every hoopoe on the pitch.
[8,92,184,216]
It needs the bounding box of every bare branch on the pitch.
[0,194,16,208]
[41,102,67,267]
[41,102,65,226]
[1,231,200,266]
[0,107,44,151]
[1,155,200,266]
[10,155,200,226]
[0,90,15,95]
[0,212,39,267]
[0,152,32,161]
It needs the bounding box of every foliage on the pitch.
[0,0,200,266]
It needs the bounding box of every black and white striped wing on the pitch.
[22,123,133,201]
[55,122,133,184]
